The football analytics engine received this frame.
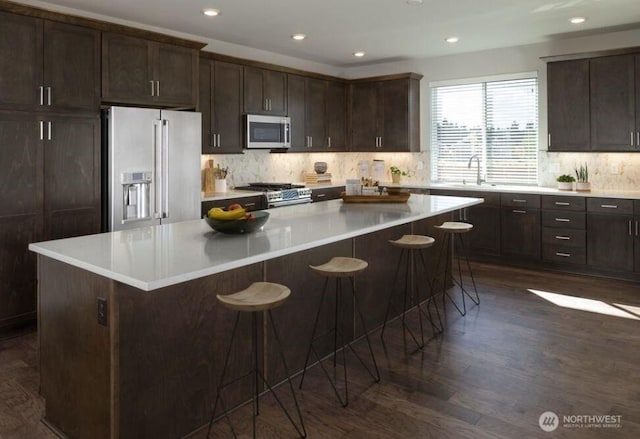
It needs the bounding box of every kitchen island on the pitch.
[29,194,482,439]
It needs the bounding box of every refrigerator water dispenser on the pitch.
[121,172,152,223]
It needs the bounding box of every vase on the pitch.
[575,182,590,191]
[557,182,573,191]
[391,174,401,184]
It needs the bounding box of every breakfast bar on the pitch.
[29,194,482,439]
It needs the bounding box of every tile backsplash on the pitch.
[202,150,640,191]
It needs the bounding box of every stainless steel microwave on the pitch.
[245,114,291,149]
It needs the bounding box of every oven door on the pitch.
[245,114,291,149]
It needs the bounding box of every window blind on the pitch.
[431,78,538,185]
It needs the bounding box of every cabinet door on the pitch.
[0,112,43,324]
[0,12,42,111]
[43,21,100,111]
[635,216,640,273]
[199,61,214,152]
[102,33,154,105]
[637,55,640,146]
[265,70,287,115]
[547,60,590,151]
[306,78,327,149]
[243,66,265,113]
[326,81,346,151]
[587,213,634,271]
[153,43,198,107]
[213,61,244,153]
[590,55,636,151]
[465,205,500,257]
[350,82,380,151]
[500,208,540,259]
[286,74,307,151]
[381,79,410,151]
[44,115,100,239]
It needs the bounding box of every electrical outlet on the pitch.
[610,163,620,175]
[97,298,108,326]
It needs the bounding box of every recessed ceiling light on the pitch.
[353,51,366,57]
[445,36,459,43]
[202,8,220,17]
[569,17,586,24]
[291,34,306,41]
[406,0,423,4]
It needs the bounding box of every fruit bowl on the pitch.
[204,211,270,234]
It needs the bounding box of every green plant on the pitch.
[390,166,412,177]
[556,174,576,183]
[575,164,589,183]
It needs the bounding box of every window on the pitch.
[430,76,538,185]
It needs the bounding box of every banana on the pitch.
[207,207,246,221]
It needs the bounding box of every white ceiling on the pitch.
[18,0,640,67]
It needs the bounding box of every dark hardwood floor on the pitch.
[2,262,640,438]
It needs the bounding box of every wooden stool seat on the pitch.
[309,257,368,277]
[435,221,473,233]
[389,234,435,249]
[216,282,291,312]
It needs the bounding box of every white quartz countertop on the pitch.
[29,194,481,291]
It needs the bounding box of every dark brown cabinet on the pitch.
[541,195,586,265]
[0,14,100,112]
[587,198,634,272]
[635,201,640,273]
[243,66,287,115]
[590,55,637,151]
[287,75,346,152]
[102,33,198,108]
[311,186,345,202]
[350,76,421,152]
[199,59,244,153]
[547,60,590,151]
[500,193,541,259]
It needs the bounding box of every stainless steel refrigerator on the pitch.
[103,106,201,231]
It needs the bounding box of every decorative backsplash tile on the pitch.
[202,150,640,190]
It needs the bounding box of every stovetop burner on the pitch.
[236,183,306,191]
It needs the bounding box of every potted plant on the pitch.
[575,164,590,191]
[556,174,575,191]
[390,166,411,184]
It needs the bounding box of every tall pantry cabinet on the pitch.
[0,11,101,328]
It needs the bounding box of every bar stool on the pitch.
[207,282,306,439]
[299,257,380,407]
[434,221,480,317]
[380,235,443,350]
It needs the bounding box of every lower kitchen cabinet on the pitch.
[201,195,266,217]
[541,195,586,265]
[501,207,541,259]
[311,186,344,202]
[587,197,635,272]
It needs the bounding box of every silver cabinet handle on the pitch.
[512,209,527,214]
[636,220,639,237]
[217,134,221,147]
[513,199,527,203]
[632,131,635,147]
[316,193,326,198]
[39,86,44,105]
[156,81,160,97]
[555,218,570,222]
[555,235,571,240]
[47,86,51,106]
[629,220,633,236]
[47,121,52,140]
[150,80,155,96]
[212,133,217,147]
[328,137,331,148]
[555,201,570,206]
[601,204,618,209]
[310,136,313,148]
[548,133,551,147]
[379,136,383,148]
[637,131,640,147]
[556,252,571,257]
[39,120,44,140]
[243,202,256,208]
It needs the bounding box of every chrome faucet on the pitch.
[467,154,483,185]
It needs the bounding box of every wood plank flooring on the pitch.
[2,262,640,438]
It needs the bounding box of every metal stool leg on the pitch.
[441,232,466,316]
[380,248,407,340]
[417,249,443,334]
[299,277,328,389]
[349,277,381,383]
[457,234,480,306]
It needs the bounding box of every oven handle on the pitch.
[269,198,312,208]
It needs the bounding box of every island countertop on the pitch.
[29,194,482,291]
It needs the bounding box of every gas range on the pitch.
[234,183,313,208]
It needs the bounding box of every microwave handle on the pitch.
[283,120,291,147]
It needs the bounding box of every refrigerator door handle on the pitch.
[153,120,163,219]
[162,119,170,219]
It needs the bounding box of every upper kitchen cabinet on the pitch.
[244,66,287,115]
[287,75,346,152]
[200,58,244,153]
[0,12,99,112]
[590,54,637,151]
[350,74,421,152]
[102,33,198,108]
[547,59,590,151]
